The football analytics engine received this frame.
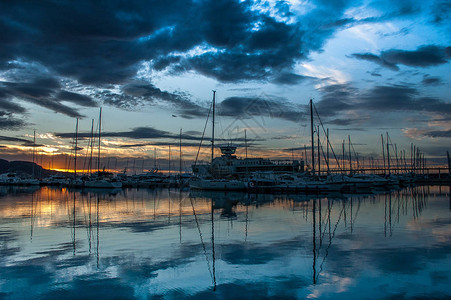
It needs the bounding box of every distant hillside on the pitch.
[0,159,64,178]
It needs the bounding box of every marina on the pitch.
[1,1,450,298]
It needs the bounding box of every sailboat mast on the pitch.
[381,134,386,175]
[447,151,450,176]
[211,91,216,163]
[179,128,182,176]
[244,129,248,159]
[154,147,157,170]
[97,108,102,173]
[326,128,330,174]
[342,140,345,175]
[168,145,171,175]
[310,99,315,175]
[386,132,390,175]
[348,135,352,175]
[317,125,320,177]
[89,119,94,174]
[74,118,79,178]
[32,130,36,178]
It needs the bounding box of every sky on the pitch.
[0,0,450,172]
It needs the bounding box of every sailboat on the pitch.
[189,91,248,191]
[83,108,122,189]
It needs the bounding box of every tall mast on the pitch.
[326,128,330,174]
[447,151,450,176]
[394,144,399,174]
[89,119,94,174]
[74,118,79,178]
[381,134,386,175]
[97,108,102,173]
[342,140,345,175]
[310,99,315,175]
[168,145,171,175]
[32,130,36,178]
[244,129,248,159]
[179,128,182,176]
[348,135,352,176]
[386,132,390,175]
[211,91,216,163]
[317,125,320,177]
[154,147,157,170]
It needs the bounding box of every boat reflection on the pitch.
[0,185,449,298]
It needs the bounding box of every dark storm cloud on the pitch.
[55,126,205,141]
[315,84,357,117]
[0,135,39,147]
[0,92,26,113]
[326,118,367,126]
[218,96,304,122]
[0,112,27,130]
[271,72,313,85]
[423,130,451,138]
[352,45,450,70]
[55,126,265,145]
[173,12,309,83]
[0,75,98,120]
[351,53,399,71]
[1,0,447,123]
[121,82,208,118]
[0,135,32,144]
[315,83,451,127]
[57,90,97,107]
[422,75,442,86]
[361,87,451,115]
[430,0,451,24]
[0,0,362,89]
[118,141,202,148]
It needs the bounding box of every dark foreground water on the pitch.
[0,186,450,299]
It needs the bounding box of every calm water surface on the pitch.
[0,186,450,299]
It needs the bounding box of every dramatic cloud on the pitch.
[54,126,265,146]
[0,113,27,130]
[218,96,304,122]
[315,84,357,117]
[0,0,317,86]
[422,75,442,86]
[351,45,450,70]
[120,82,207,118]
[57,91,98,107]
[315,83,451,125]
[351,53,399,71]
[423,130,451,138]
[118,142,202,148]
[55,126,204,141]
[0,74,98,122]
[0,135,35,146]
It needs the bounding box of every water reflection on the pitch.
[0,186,450,299]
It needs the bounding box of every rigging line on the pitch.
[189,196,213,280]
[318,137,331,171]
[80,194,91,241]
[350,140,361,171]
[211,198,217,290]
[317,204,345,281]
[82,121,94,174]
[319,199,335,244]
[193,101,213,168]
[312,103,342,170]
[350,198,362,230]
[387,133,399,170]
